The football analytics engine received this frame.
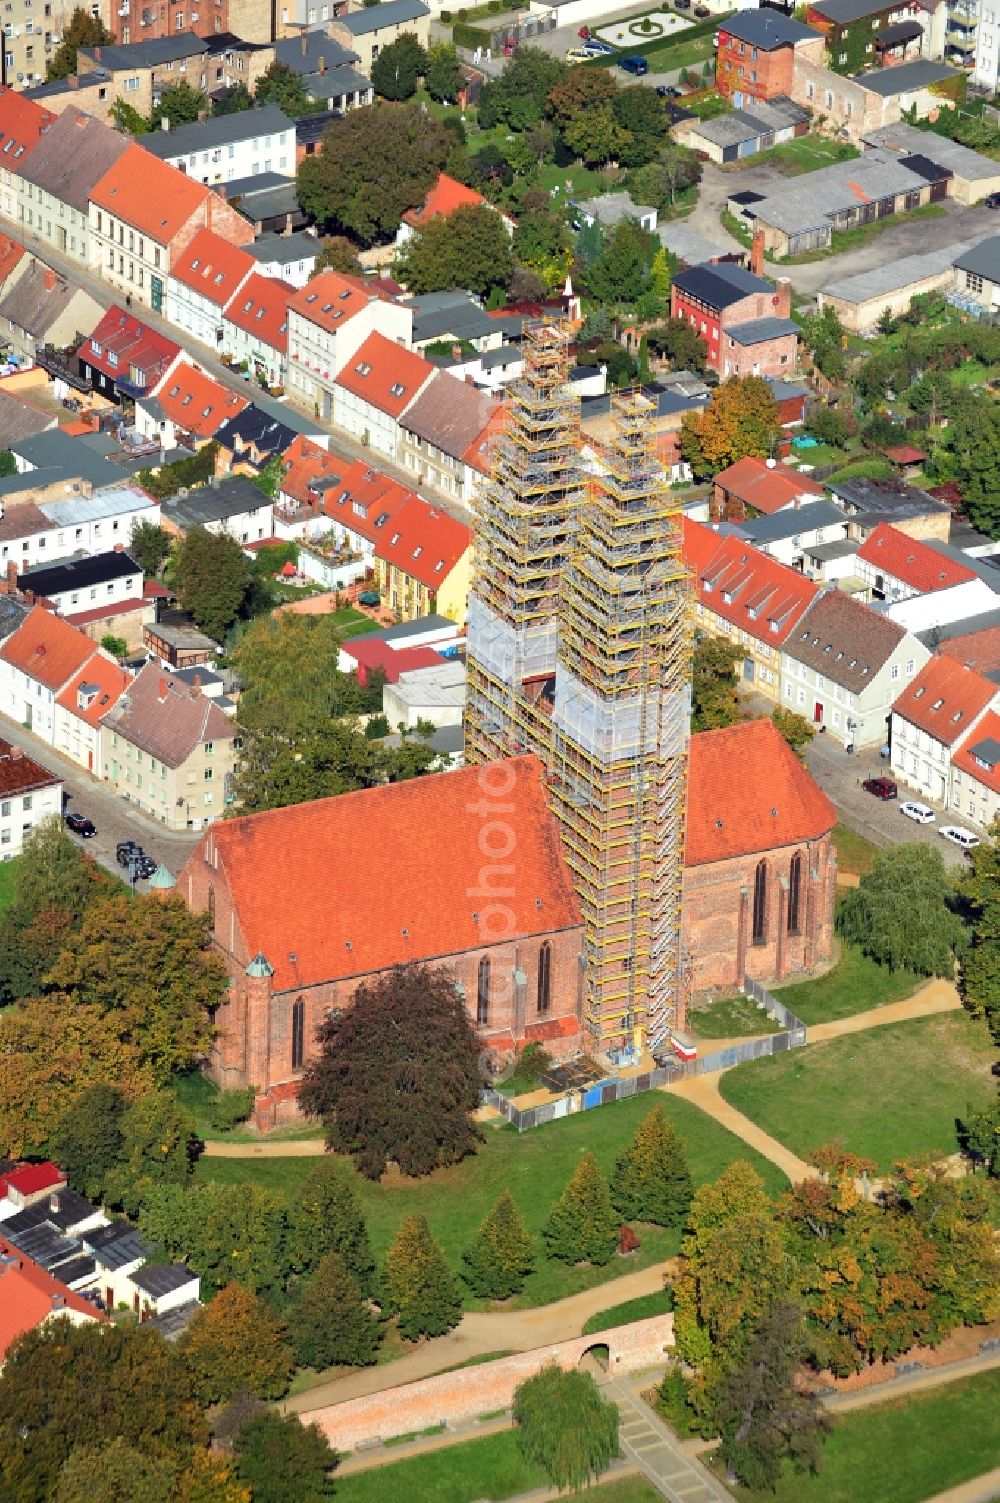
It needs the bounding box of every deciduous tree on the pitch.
[212,82,254,116]
[772,707,814,760]
[312,237,362,277]
[151,82,208,129]
[513,1365,618,1492]
[234,1414,337,1503]
[691,635,743,733]
[396,203,513,299]
[255,60,312,116]
[299,963,483,1180]
[139,1181,290,1297]
[286,1158,374,1289]
[425,41,463,103]
[547,68,624,166]
[477,47,566,131]
[371,33,426,99]
[174,1451,251,1503]
[960,823,1000,1043]
[181,1284,294,1404]
[382,1214,462,1340]
[543,1151,618,1265]
[646,316,705,373]
[610,1105,693,1227]
[287,1252,381,1369]
[463,1191,535,1299]
[46,6,112,80]
[103,1090,201,1214]
[54,1082,127,1200]
[584,217,655,307]
[174,526,251,642]
[837,843,963,976]
[613,83,668,167]
[54,1439,177,1503]
[679,377,780,479]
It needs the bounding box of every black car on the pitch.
[116,839,143,867]
[65,812,97,838]
[136,856,157,881]
[657,84,681,98]
[986,191,1000,209]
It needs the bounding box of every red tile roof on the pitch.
[941,627,1000,677]
[320,457,412,545]
[884,444,926,465]
[0,1162,65,1198]
[89,143,210,243]
[0,233,26,291]
[279,433,334,506]
[194,756,581,991]
[153,360,248,439]
[0,1238,103,1362]
[168,227,256,308]
[686,718,835,866]
[335,331,434,418]
[374,492,472,592]
[78,306,181,391]
[683,517,819,647]
[0,606,97,692]
[952,709,1000,795]
[0,86,55,169]
[340,637,443,684]
[53,656,131,730]
[891,653,996,744]
[402,172,486,228]
[62,598,149,630]
[714,455,824,515]
[0,739,60,797]
[287,269,397,337]
[222,273,295,353]
[857,523,975,595]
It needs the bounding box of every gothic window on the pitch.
[787,853,803,935]
[291,997,304,1071]
[537,941,551,1014]
[477,956,490,1026]
[752,861,768,944]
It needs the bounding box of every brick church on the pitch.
[175,717,835,1128]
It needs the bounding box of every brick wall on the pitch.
[789,56,898,143]
[298,1313,675,1452]
[716,37,796,101]
[720,329,798,380]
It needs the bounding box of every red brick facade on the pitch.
[670,279,792,376]
[716,33,795,103]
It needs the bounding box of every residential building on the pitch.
[160,473,274,544]
[174,755,585,1125]
[249,230,319,288]
[88,143,253,317]
[862,122,1000,204]
[372,490,472,622]
[0,604,101,744]
[54,653,131,777]
[890,652,996,806]
[951,711,1000,827]
[683,518,819,702]
[0,262,104,367]
[735,500,851,572]
[218,171,305,239]
[856,521,977,602]
[711,455,824,522]
[136,361,248,449]
[396,171,507,247]
[805,0,930,73]
[782,587,929,746]
[819,238,975,332]
[952,235,1000,313]
[139,106,295,185]
[144,610,219,665]
[669,260,796,376]
[20,549,143,617]
[0,1240,103,1367]
[273,31,372,111]
[101,659,239,830]
[220,273,295,391]
[39,484,162,558]
[77,307,182,405]
[326,0,431,72]
[317,456,412,563]
[0,737,62,860]
[407,287,509,355]
[398,370,500,505]
[0,503,57,569]
[165,227,256,349]
[828,473,953,541]
[0,87,55,224]
[716,10,825,104]
[286,270,411,422]
[332,331,434,457]
[882,577,1000,634]
[16,107,127,272]
[71,37,212,123]
[213,403,305,478]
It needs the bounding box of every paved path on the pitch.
[609,1376,730,1503]
[204,1135,325,1157]
[924,1469,1000,1503]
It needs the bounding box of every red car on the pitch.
[578,25,591,37]
[862,776,897,800]
[503,36,517,55]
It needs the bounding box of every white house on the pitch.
[20,549,143,619]
[125,1263,200,1319]
[890,652,998,809]
[0,735,62,860]
[249,232,319,290]
[951,710,1000,829]
[220,273,294,392]
[882,578,1000,634]
[54,654,131,779]
[138,106,296,185]
[0,503,59,571]
[0,604,105,747]
[735,500,851,572]
[166,228,256,351]
[39,486,162,559]
[287,271,413,424]
[160,474,274,546]
[332,332,434,458]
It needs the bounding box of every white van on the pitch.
[939,825,981,852]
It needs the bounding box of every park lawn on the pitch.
[0,856,21,917]
[732,1369,1000,1503]
[831,823,879,877]
[772,939,920,1026]
[642,33,715,71]
[751,134,858,175]
[688,993,776,1040]
[197,1093,788,1310]
[582,1286,673,1336]
[327,606,378,639]
[719,1012,996,1170]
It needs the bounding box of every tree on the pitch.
[463,1191,535,1299]
[54,1439,177,1503]
[543,1151,618,1266]
[47,892,225,1084]
[649,246,672,302]
[111,98,151,134]
[772,707,814,760]
[298,963,483,1180]
[151,82,208,130]
[54,1082,127,1200]
[715,1302,830,1491]
[139,1181,290,1297]
[613,84,668,168]
[396,203,513,299]
[46,6,112,80]
[174,526,251,641]
[610,1105,693,1228]
[234,1414,337,1503]
[371,33,426,100]
[948,393,1000,538]
[958,1097,1000,1175]
[100,633,127,658]
[182,1284,294,1404]
[647,316,705,373]
[593,339,638,388]
[691,635,742,733]
[213,82,254,116]
[382,1214,463,1340]
[679,377,780,479]
[0,449,16,477]
[628,141,702,212]
[174,1452,251,1503]
[799,304,847,383]
[103,1090,200,1214]
[837,843,963,976]
[286,1157,374,1289]
[478,47,566,131]
[312,236,362,277]
[297,103,453,246]
[513,1365,619,1492]
[255,60,312,116]
[805,405,855,447]
[547,68,624,167]
[0,1319,205,1503]
[585,217,655,307]
[425,42,463,103]
[287,1252,381,1369]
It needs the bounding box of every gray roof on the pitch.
[84,1221,154,1270]
[656,222,728,265]
[811,0,893,22]
[0,466,70,497]
[804,539,860,563]
[577,191,655,226]
[747,151,926,234]
[862,122,1000,182]
[302,65,373,100]
[249,231,319,267]
[274,30,360,73]
[0,596,29,642]
[915,607,1000,651]
[139,105,293,161]
[337,0,429,31]
[17,106,128,212]
[146,1299,201,1341]
[953,235,1000,283]
[720,9,821,46]
[0,262,94,345]
[130,1262,197,1297]
[739,499,847,543]
[830,475,950,518]
[146,612,219,652]
[161,474,269,531]
[824,238,975,303]
[10,430,132,489]
[24,76,104,100]
[693,110,763,149]
[40,483,153,528]
[77,32,208,70]
[409,290,497,345]
[926,538,1000,589]
[966,734,1000,766]
[727,316,800,345]
[350,613,456,649]
[0,386,56,448]
[854,59,957,95]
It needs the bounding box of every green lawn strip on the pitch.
[325,607,378,639]
[827,458,896,483]
[718,1013,996,1171]
[582,1287,673,1336]
[748,135,858,175]
[772,940,919,1026]
[0,855,21,916]
[731,1370,1000,1503]
[688,993,776,1040]
[197,1094,788,1309]
[831,823,879,878]
[780,202,946,264]
[720,208,753,248]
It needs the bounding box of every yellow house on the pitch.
[373,493,471,625]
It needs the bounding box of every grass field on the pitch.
[772,940,920,1027]
[831,824,879,877]
[327,606,379,640]
[641,32,715,71]
[688,993,776,1040]
[582,1287,673,1336]
[719,1012,995,1170]
[749,134,858,176]
[197,1094,788,1310]
[0,857,21,917]
[733,1370,1000,1503]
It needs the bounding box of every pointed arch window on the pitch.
[537,942,552,1014]
[787,853,803,935]
[752,860,768,944]
[477,956,490,1026]
[291,997,305,1071]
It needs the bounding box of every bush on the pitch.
[440,7,451,17]
[209,1088,256,1133]
[518,1041,552,1079]
[453,20,490,47]
[364,714,390,740]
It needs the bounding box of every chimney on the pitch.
[765,457,777,470]
[159,676,168,700]
[193,673,203,690]
[6,560,15,590]
[9,746,21,760]
[318,54,326,73]
[48,1192,60,1212]
[300,29,307,53]
[160,116,170,132]
[750,229,764,279]
[50,1294,65,1309]
[114,542,124,553]
[43,268,56,292]
[69,75,79,89]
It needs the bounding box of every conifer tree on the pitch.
[462,1192,535,1300]
[286,1159,374,1291]
[382,1215,462,1340]
[610,1106,694,1228]
[287,1252,381,1371]
[543,1152,618,1266]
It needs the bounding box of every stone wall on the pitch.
[298,1313,675,1452]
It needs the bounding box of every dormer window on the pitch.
[412,546,422,559]
[191,257,201,269]
[932,698,944,710]
[390,532,400,545]
[355,362,371,376]
[390,383,405,397]
[914,686,925,699]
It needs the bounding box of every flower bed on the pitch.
[594,10,692,45]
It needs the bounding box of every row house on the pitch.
[166,227,256,349]
[17,106,126,274]
[88,143,253,319]
[711,454,825,523]
[0,736,62,861]
[332,331,435,458]
[0,87,54,225]
[318,457,413,564]
[55,652,132,777]
[855,521,977,603]
[136,360,248,449]
[40,484,162,560]
[19,548,144,619]
[138,105,295,186]
[77,305,182,406]
[715,10,825,106]
[0,604,119,751]
[951,712,1000,830]
[286,269,412,423]
[0,260,104,368]
[372,492,472,624]
[161,472,274,546]
[220,272,294,392]
[669,255,797,378]
[890,653,997,808]
[735,500,851,574]
[398,370,500,507]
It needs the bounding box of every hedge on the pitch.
[453,19,491,47]
[588,10,731,64]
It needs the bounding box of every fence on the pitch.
[482,978,806,1131]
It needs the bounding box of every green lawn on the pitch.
[733,1370,1000,1503]
[831,823,879,878]
[688,993,776,1040]
[0,856,21,917]
[582,1286,673,1336]
[781,202,946,264]
[772,939,920,1027]
[827,458,896,484]
[719,1012,996,1170]
[750,134,858,175]
[197,1093,788,1310]
[327,606,378,639]
[642,33,715,72]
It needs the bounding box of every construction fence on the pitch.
[482,978,808,1132]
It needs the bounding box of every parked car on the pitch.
[565,46,592,61]
[939,825,981,851]
[582,37,614,54]
[65,811,97,837]
[657,84,682,98]
[578,24,591,36]
[862,776,897,800]
[899,800,935,825]
[619,54,649,74]
[503,36,517,55]
[985,191,1000,208]
[116,839,144,867]
[136,855,157,880]
[676,0,691,8]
